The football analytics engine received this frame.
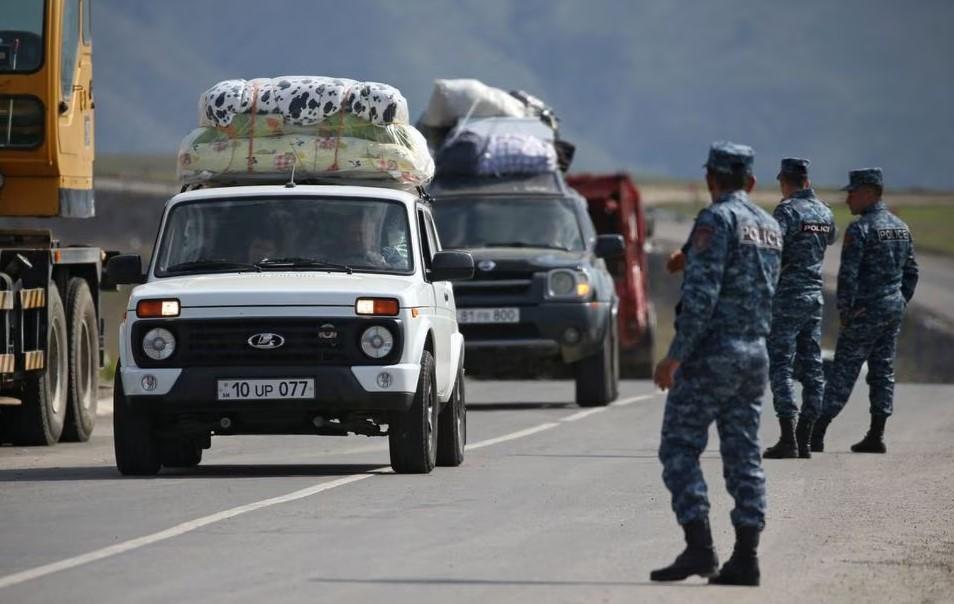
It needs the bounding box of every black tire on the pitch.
[160,439,203,469]
[10,285,68,445]
[389,350,438,474]
[575,318,619,407]
[436,361,466,467]
[61,278,99,442]
[113,369,161,476]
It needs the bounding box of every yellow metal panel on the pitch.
[0,291,13,310]
[0,176,61,215]
[0,354,14,374]
[0,0,95,218]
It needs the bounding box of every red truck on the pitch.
[566,173,655,377]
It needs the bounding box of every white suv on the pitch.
[106,184,474,475]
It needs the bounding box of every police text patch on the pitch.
[877,228,910,241]
[801,222,833,234]
[739,223,783,250]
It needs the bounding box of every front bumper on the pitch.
[460,301,611,364]
[122,364,419,414]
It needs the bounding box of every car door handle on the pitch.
[444,292,449,302]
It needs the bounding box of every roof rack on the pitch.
[178,173,425,193]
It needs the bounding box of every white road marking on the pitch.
[465,422,560,451]
[0,393,651,590]
[611,392,660,407]
[560,408,607,422]
[0,472,381,590]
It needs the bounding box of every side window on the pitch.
[61,0,81,101]
[417,208,433,270]
[425,213,442,253]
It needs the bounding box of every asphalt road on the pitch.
[1,379,952,603]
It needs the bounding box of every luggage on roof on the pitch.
[420,79,575,174]
[177,76,434,188]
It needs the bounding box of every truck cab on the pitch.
[429,173,624,407]
[109,184,474,475]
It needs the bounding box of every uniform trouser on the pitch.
[821,304,904,419]
[659,338,768,529]
[768,298,824,419]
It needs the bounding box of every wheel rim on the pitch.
[49,316,67,418]
[78,320,95,411]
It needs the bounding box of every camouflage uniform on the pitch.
[821,170,918,420]
[660,143,782,530]
[768,169,837,420]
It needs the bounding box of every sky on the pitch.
[90,0,954,189]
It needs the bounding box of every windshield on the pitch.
[0,0,45,73]
[432,197,585,251]
[155,196,413,276]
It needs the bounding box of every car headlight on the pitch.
[547,269,591,299]
[142,327,176,361]
[360,326,394,359]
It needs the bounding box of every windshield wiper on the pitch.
[482,242,572,251]
[165,259,262,273]
[257,257,354,274]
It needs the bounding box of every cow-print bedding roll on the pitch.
[199,76,410,128]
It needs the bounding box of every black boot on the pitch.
[763,418,797,459]
[811,415,832,452]
[709,525,761,586]
[795,416,814,459]
[650,518,719,582]
[850,415,887,453]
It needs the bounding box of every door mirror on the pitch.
[595,234,625,259]
[430,251,474,282]
[105,254,146,286]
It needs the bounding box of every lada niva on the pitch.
[106,184,474,475]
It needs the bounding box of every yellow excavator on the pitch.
[0,0,105,445]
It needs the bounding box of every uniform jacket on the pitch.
[669,190,782,361]
[837,200,919,321]
[773,188,836,306]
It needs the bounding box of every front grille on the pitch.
[132,318,402,367]
[454,278,534,299]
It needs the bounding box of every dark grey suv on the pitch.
[429,173,623,407]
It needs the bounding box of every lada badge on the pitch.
[248,333,285,350]
[477,260,496,272]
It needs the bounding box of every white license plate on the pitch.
[457,307,520,324]
[217,379,315,401]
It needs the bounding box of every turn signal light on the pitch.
[136,299,180,318]
[355,297,400,316]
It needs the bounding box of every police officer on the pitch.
[763,159,837,459]
[651,142,781,587]
[811,168,918,453]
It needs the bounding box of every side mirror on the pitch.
[431,251,474,282]
[105,254,146,286]
[595,234,625,259]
